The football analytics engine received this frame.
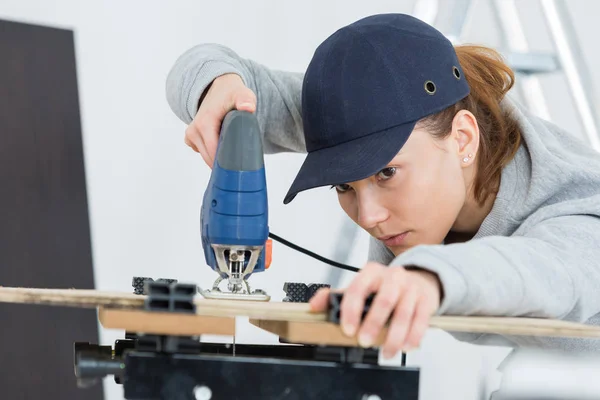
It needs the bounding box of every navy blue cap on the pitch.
[283,13,470,204]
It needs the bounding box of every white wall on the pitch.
[1,1,599,399]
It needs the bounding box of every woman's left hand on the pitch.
[309,262,442,359]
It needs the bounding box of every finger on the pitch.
[197,140,211,167]
[402,296,433,351]
[357,270,405,348]
[382,286,419,359]
[192,116,218,167]
[310,287,344,312]
[340,262,382,337]
[199,124,218,168]
[308,288,330,311]
[184,134,198,153]
[232,87,257,112]
[201,88,256,164]
[186,125,211,166]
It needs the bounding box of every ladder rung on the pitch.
[503,51,560,75]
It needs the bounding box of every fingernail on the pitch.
[402,344,414,353]
[358,333,373,348]
[342,323,356,337]
[239,102,254,109]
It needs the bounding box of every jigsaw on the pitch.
[199,110,272,301]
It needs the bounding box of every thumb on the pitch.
[309,288,334,312]
[232,87,257,113]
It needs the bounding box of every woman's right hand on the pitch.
[185,73,257,168]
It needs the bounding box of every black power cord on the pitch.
[268,232,359,273]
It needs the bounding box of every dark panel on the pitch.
[0,19,103,400]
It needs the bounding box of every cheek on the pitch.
[406,157,465,239]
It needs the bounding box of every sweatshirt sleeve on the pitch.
[390,214,600,323]
[165,43,306,154]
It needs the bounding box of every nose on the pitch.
[356,192,388,230]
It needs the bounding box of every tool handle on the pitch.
[216,110,264,171]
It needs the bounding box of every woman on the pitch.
[165,13,600,359]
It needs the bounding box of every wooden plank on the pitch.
[0,287,324,322]
[193,298,324,322]
[251,315,600,347]
[99,308,235,336]
[250,319,387,347]
[0,287,143,308]
[4,287,600,339]
[430,315,600,338]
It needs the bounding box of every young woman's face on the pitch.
[335,122,473,256]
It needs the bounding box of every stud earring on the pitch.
[463,153,473,163]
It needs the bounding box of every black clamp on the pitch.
[327,292,374,324]
[282,282,331,303]
[132,276,178,295]
[126,276,199,355]
[326,292,407,364]
[144,280,197,314]
[131,276,197,314]
[134,334,202,354]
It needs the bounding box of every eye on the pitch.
[376,167,396,180]
[331,183,352,193]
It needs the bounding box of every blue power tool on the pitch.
[199,110,271,301]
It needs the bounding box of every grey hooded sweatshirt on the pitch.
[166,43,600,354]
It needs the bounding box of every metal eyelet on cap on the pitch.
[424,80,436,95]
[453,66,461,80]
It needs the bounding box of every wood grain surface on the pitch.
[250,315,600,347]
[0,287,144,308]
[0,286,324,321]
[249,319,388,346]
[99,308,235,336]
[3,286,600,340]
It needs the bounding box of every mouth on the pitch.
[377,231,409,247]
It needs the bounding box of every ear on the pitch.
[451,110,479,166]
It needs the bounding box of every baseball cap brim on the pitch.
[283,120,418,204]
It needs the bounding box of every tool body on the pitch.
[200,110,271,301]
